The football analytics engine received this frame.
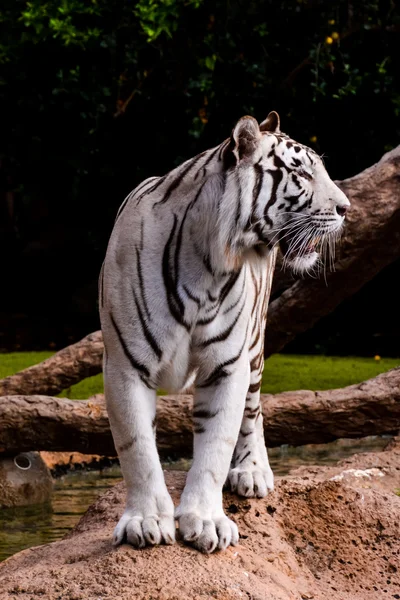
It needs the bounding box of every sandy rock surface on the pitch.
[0,444,399,600]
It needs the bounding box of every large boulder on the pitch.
[0,443,399,599]
[0,452,53,508]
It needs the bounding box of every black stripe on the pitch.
[162,214,190,330]
[238,450,251,464]
[99,262,105,309]
[197,310,219,326]
[291,157,301,168]
[218,139,230,161]
[155,151,207,206]
[223,271,246,315]
[193,409,220,419]
[244,405,261,419]
[193,424,206,434]
[198,326,248,388]
[250,353,263,373]
[194,145,220,180]
[294,198,310,212]
[250,266,260,319]
[264,168,283,226]
[115,191,134,222]
[216,171,227,217]
[249,328,261,353]
[274,154,290,170]
[116,178,157,216]
[203,253,214,275]
[175,181,207,269]
[135,175,167,206]
[132,286,162,360]
[117,436,137,454]
[305,151,314,163]
[135,247,151,322]
[245,405,260,414]
[219,268,242,306]
[109,313,150,378]
[199,300,244,348]
[248,380,261,393]
[285,194,303,208]
[252,162,264,210]
[197,269,242,326]
[134,177,157,200]
[173,180,207,313]
[183,284,201,307]
[239,429,253,437]
[245,411,259,420]
[291,174,302,189]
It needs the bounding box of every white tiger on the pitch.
[99,111,350,553]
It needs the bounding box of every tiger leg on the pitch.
[228,384,274,498]
[175,357,250,553]
[104,353,175,548]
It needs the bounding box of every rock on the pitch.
[0,452,53,508]
[0,447,399,599]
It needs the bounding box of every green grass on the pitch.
[1,351,398,399]
[261,354,399,394]
[0,351,103,399]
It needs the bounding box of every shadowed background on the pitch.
[1,0,399,354]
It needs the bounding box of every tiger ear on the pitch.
[260,111,280,133]
[231,116,262,163]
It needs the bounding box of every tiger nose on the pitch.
[336,204,348,217]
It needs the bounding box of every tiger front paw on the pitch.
[113,489,176,548]
[228,462,274,498]
[176,510,239,553]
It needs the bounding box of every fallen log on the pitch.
[1,368,399,456]
[0,331,103,397]
[1,146,400,396]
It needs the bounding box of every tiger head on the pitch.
[224,112,350,273]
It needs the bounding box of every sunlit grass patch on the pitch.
[0,352,398,399]
[260,354,399,395]
[0,351,102,400]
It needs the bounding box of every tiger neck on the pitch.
[187,167,271,277]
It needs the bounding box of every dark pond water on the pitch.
[0,436,390,562]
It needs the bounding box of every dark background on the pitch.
[0,0,399,355]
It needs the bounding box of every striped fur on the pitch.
[100,112,350,553]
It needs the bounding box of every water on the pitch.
[0,465,122,562]
[0,436,390,562]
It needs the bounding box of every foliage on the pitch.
[1,352,399,398]
[0,0,399,350]
[1,0,399,217]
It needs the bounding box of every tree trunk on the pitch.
[0,146,399,396]
[1,368,399,456]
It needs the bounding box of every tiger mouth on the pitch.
[279,235,321,259]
